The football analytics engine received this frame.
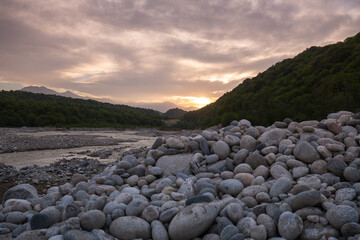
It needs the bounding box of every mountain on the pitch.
[21,86,86,99]
[163,108,187,119]
[21,86,177,112]
[0,90,164,128]
[21,86,60,95]
[181,32,360,128]
[130,101,178,113]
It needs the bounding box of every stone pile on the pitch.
[1,111,360,240]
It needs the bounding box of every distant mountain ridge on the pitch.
[20,86,186,113]
[21,86,86,99]
[181,31,360,128]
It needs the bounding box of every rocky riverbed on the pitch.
[1,111,360,239]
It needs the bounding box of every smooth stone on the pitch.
[278,212,303,240]
[236,217,256,237]
[5,211,26,224]
[343,167,360,182]
[30,213,52,229]
[240,135,257,152]
[310,160,328,174]
[240,185,268,198]
[250,225,267,240]
[234,163,253,174]
[199,137,211,155]
[126,199,146,216]
[156,154,193,175]
[234,173,254,187]
[225,135,240,146]
[327,158,347,177]
[2,184,39,204]
[253,165,270,179]
[220,225,239,240]
[335,188,356,204]
[257,214,277,238]
[269,177,291,198]
[258,128,286,146]
[166,137,184,148]
[109,216,151,240]
[292,166,309,178]
[3,199,32,212]
[293,141,320,163]
[341,222,360,237]
[270,165,293,180]
[40,207,61,225]
[141,205,159,222]
[63,229,99,240]
[226,203,244,224]
[286,190,321,211]
[233,149,249,165]
[168,201,224,240]
[219,179,244,196]
[245,152,268,169]
[326,205,359,229]
[212,141,231,159]
[159,207,179,223]
[206,154,220,164]
[79,210,106,231]
[121,155,138,166]
[71,174,88,186]
[151,220,169,240]
[152,137,163,149]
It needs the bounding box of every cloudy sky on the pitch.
[1,0,360,111]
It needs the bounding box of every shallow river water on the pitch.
[0,130,158,168]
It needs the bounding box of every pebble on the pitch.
[151,220,169,240]
[326,205,359,229]
[79,210,106,231]
[220,225,239,240]
[278,212,303,240]
[269,177,291,198]
[293,141,320,163]
[109,216,151,240]
[168,201,224,240]
[286,190,321,211]
[212,141,231,159]
[219,179,244,196]
[2,110,360,240]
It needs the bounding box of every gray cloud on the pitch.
[1,0,360,110]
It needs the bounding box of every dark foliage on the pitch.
[181,32,360,128]
[0,91,165,128]
[163,108,187,119]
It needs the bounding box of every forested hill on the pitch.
[0,91,165,128]
[181,32,360,128]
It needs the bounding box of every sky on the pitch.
[1,0,360,112]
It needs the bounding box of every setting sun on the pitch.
[193,97,211,107]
